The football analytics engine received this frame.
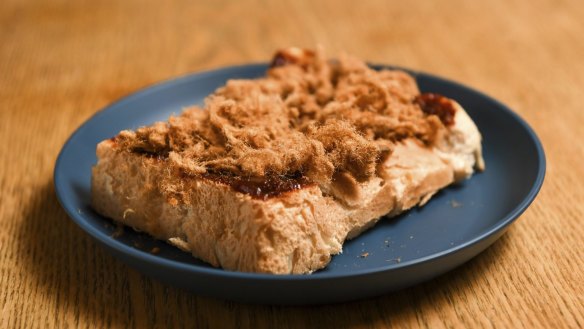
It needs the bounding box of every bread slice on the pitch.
[91,48,484,274]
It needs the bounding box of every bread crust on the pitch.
[91,101,482,274]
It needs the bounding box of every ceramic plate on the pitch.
[54,64,545,304]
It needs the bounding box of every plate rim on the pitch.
[54,62,546,282]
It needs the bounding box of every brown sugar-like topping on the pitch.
[115,48,453,202]
[415,93,457,126]
[270,47,315,68]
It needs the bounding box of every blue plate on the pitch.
[54,64,545,304]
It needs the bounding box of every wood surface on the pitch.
[1,0,583,328]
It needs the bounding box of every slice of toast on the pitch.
[91,48,484,274]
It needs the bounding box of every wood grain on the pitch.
[1,0,583,328]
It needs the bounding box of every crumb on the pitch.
[409,235,414,239]
[111,223,124,238]
[122,208,135,219]
[150,247,160,254]
[450,199,462,208]
[386,257,401,263]
[359,252,369,258]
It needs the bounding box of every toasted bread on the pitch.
[91,48,484,274]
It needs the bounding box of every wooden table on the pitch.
[2,0,583,327]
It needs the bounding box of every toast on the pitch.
[91,48,484,274]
